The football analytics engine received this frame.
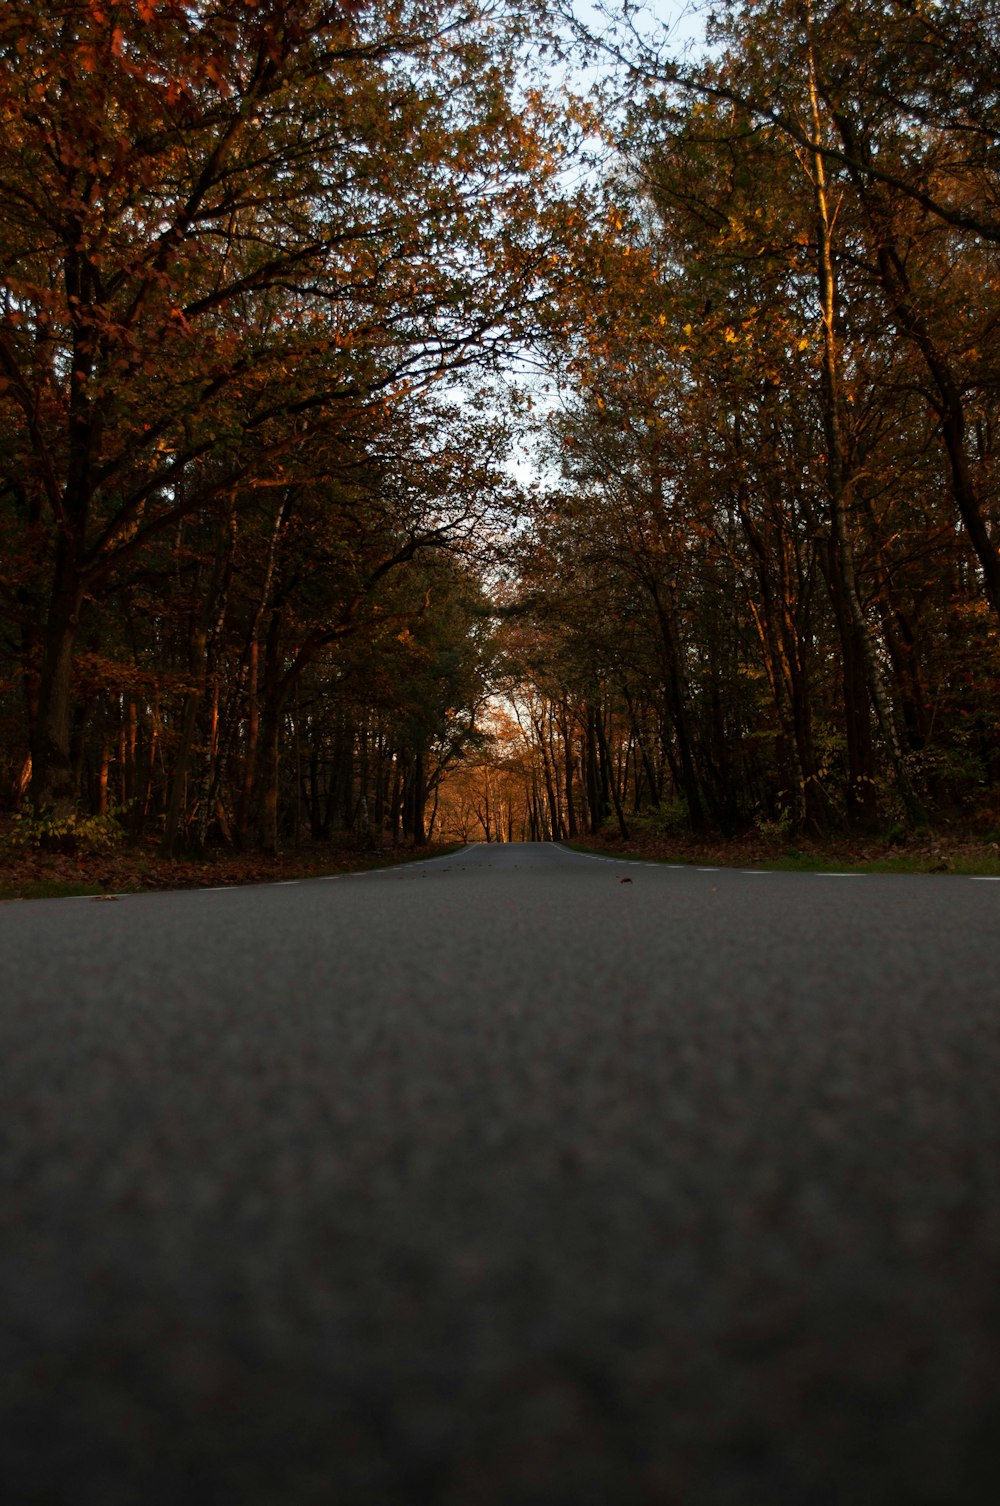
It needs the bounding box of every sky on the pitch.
[572,0,710,58]
[499,3,712,494]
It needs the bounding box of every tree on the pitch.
[510,1,1000,833]
[0,0,569,814]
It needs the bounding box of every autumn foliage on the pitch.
[2,0,999,861]
[502,0,1000,845]
[0,0,572,854]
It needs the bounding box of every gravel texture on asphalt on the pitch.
[2,841,1000,1505]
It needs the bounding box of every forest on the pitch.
[2,0,999,868]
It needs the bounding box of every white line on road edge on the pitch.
[456,842,1000,884]
[274,880,301,886]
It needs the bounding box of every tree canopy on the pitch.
[3,0,999,854]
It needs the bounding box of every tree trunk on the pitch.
[559,706,579,836]
[623,685,660,808]
[648,586,705,830]
[257,707,281,857]
[253,607,287,856]
[828,109,1000,624]
[585,706,602,834]
[390,757,403,846]
[534,714,562,839]
[161,654,205,858]
[162,526,231,857]
[596,709,630,840]
[31,549,85,816]
[806,41,924,828]
[413,751,427,846]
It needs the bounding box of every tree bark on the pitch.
[31,542,85,816]
[413,750,427,846]
[828,107,1000,623]
[596,709,629,840]
[806,38,924,827]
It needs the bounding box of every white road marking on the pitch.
[424,840,998,885]
[16,852,1000,904]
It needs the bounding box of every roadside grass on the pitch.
[764,850,1000,876]
[565,839,1000,878]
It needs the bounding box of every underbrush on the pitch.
[1,808,125,857]
[0,825,463,902]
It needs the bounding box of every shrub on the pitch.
[753,805,795,842]
[2,809,125,857]
[630,800,690,838]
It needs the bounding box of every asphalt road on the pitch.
[2,840,1000,1505]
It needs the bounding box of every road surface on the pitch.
[2,841,999,1504]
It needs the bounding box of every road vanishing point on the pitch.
[2,840,999,1505]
